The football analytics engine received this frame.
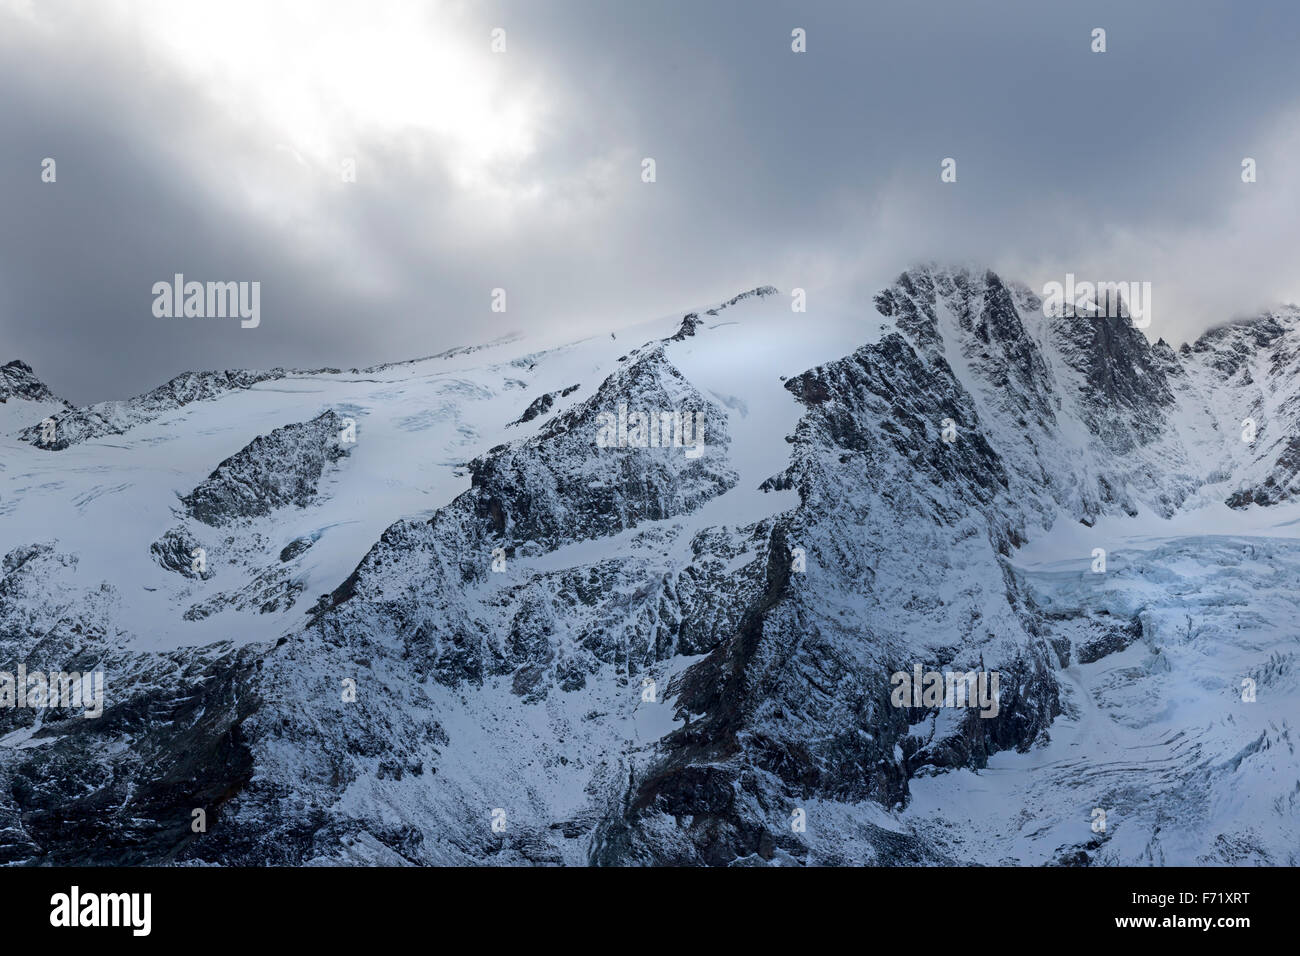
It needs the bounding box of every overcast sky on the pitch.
[4,0,1300,404]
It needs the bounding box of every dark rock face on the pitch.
[1074,614,1144,665]
[0,542,257,864]
[875,266,1225,522]
[785,333,1016,530]
[310,344,740,695]
[279,535,316,563]
[182,410,351,525]
[1227,434,1300,507]
[0,360,63,405]
[150,527,216,579]
[183,567,304,620]
[509,384,580,426]
[1196,315,1300,506]
[592,328,1063,864]
[1049,309,1176,455]
[6,646,259,865]
[462,347,735,553]
[1177,308,1300,509]
[1180,314,1288,380]
[878,270,1057,430]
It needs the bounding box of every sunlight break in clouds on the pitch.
[130,0,545,195]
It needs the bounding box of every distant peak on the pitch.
[0,358,61,404]
[666,286,779,341]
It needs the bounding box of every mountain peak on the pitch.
[0,358,61,404]
[667,285,780,341]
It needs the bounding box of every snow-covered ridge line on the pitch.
[0,359,64,406]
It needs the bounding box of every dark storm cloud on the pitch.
[3,0,1300,404]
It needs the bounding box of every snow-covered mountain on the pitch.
[2,267,1297,865]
